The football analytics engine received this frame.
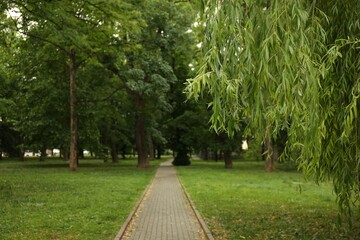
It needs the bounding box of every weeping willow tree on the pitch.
[186,0,359,219]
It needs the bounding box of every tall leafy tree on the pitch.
[154,0,198,166]
[0,12,23,159]
[186,0,359,217]
[2,0,142,170]
[122,50,176,168]
[103,0,197,168]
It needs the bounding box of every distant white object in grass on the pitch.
[242,140,248,150]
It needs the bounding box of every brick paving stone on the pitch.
[121,161,204,240]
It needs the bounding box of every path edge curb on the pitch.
[178,178,215,240]
[113,170,156,240]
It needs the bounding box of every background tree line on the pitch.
[0,0,251,170]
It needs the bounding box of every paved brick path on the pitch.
[117,161,205,240]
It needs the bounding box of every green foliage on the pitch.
[3,0,142,53]
[177,161,360,239]
[124,53,176,103]
[113,0,199,165]
[0,0,146,158]
[13,41,69,150]
[186,0,360,217]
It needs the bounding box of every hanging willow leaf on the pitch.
[186,0,360,220]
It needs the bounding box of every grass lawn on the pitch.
[176,160,360,240]
[0,157,163,240]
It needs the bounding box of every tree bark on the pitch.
[19,150,25,161]
[69,49,78,171]
[264,130,277,172]
[172,127,191,166]
[172,143,191,166]
[111,142,118,163]
[201,148,209,160]
[61,148,69,161]
[224,149,233,168]
[78,147,84,159]
[172,150,191,166]
[214,150,219,162]
[136,115,148,167]
[121,145,126,159]
[39,148,46,161]
[147,134,155,161]
[135,109,149,168]
[156,145,162,159]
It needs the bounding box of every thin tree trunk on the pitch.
[69,49,78,171]
[78,147,84,159]
[202,148,209,160]
[148,134,155,161]
[172,128,191,166]
[156,145,162,159]
[135,111,148,168]
[224,149,233,168]
[264,130,277,172]
[39,147,46,161]
[111,142,118,163]
[172,144,191,166]
[133,93,149,168]
[61,148,69,161]
[19,150,25,161]
[121,146,126,159]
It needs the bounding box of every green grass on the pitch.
[0,157,163,240]
[176,160,360,240]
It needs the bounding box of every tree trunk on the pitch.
[172,144,191,166]
[19,150,25,161]
[61,148,69,161]
[39,148,46,161]
[121,146,126,159]
[172,150,190,166]
[69,49,78,171]
[0,151,2,160]
[78,147,84,159]
[147,134,155,161]
[111,142,118,163]
[264,130,277,172]
[214,150,218,162]
[201,148,209,160]
[172,127,191,166]
[224,149,233,168]
[135,111,149,168]
[156,145,162,159]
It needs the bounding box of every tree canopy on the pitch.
[186,0,359,217]
[0,0,204,168]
